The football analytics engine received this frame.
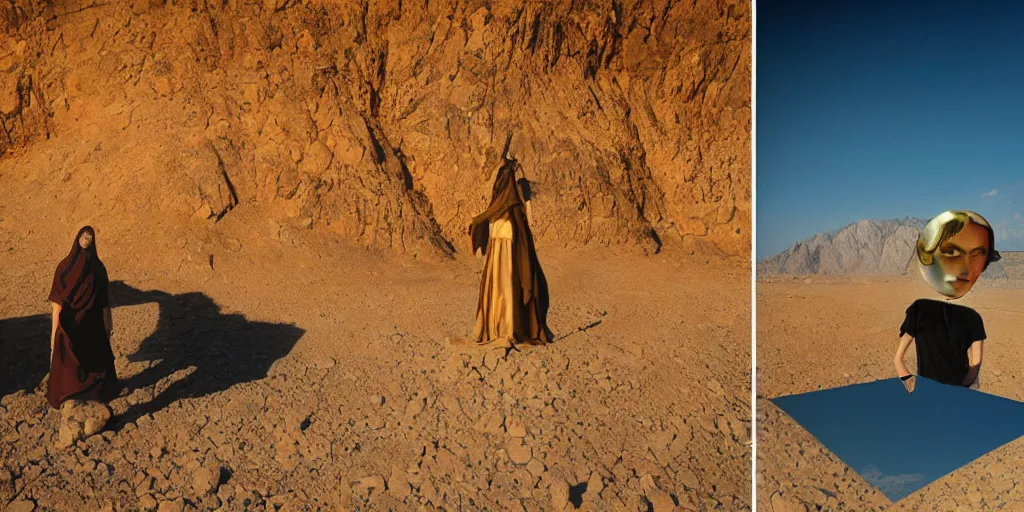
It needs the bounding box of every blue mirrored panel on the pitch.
[771,377,1024,503]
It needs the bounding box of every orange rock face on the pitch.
[0,0,749,257]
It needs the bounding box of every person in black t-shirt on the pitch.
[894,210,1000,390]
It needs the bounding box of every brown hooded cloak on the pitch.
[46,226,119,409]
[468,159,551,345]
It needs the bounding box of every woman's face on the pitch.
[933,222,990,298]
[78,231,94,250]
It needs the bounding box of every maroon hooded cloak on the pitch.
[46,226,119,408]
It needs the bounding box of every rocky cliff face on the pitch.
[758,218,925,275]
[0,0,750,258]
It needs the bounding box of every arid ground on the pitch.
[0,0,751,509]
[757,276,1024,511]
[1,203,751,511]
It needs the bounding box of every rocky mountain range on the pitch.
[758,218,925,275]
[759,217,1024,279]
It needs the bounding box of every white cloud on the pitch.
[860,465,926,500]
[983,189,999,197]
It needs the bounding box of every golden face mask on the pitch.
[916,210,1000,299]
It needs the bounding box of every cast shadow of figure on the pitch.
[108,281,305,427]
[0,313,51,400]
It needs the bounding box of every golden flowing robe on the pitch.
[468,160,551,346]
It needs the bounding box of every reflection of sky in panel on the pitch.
[771,377,1024,503]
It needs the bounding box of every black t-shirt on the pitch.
[900,298,986,387]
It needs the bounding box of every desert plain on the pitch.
[757,274,1024,511]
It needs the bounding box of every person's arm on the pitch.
[50,302,61,359]
[894,332,914,378]
[962,340,984,387]
[526,199,533,226]
[103,307,112,339]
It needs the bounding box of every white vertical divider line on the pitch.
[750,0,758,509]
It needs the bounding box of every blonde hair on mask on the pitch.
[916,210,1000,269]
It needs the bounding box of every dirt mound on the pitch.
[0,0,750,258]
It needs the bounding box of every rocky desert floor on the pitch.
[0,204,752,511]
[757,276,1024,511]
[0,0,752,509]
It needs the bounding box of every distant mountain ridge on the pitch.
[758,218,926,275]
[760,217,1024,278]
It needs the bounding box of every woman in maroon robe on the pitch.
[47,226,119,409]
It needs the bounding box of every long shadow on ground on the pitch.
[109,281,305,426]
[0,281,305,427]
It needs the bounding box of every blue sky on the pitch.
[772,377,1024,503]
[757,0,1024,259]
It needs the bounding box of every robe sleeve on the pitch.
[47,264,63,304]
[471,222,489,255]
[95,264,110,309]
[512,212,533,304]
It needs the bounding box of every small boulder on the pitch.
[5,500,36,512]
[58,400,111,448]
[192,465,223,496]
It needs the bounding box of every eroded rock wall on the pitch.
[0,0,750,257]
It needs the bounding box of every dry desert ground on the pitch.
[757,276,1024,511]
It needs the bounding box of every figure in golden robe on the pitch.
[468,152,551,347]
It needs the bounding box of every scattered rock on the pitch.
[526,458,546,478]
[639,475,676,511]
[474,410,505,434]
[0,467,13,494]
[506,419,527,438]
[153,76,172,96]
[387,467,410,500]
[193,465,222,496]
[57,400,111,449]
[508,439,532,465]
[5,500,36,512]
[770,492,807,512]
[550,477,570,510]
[587,472,604,497]
[0,73,21,116]
[353,475,386,495]
[483,348,505,371]
[405,395,425,419]
[138,495,157,511]
[156,499,184,512]
[645,487,676,511]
